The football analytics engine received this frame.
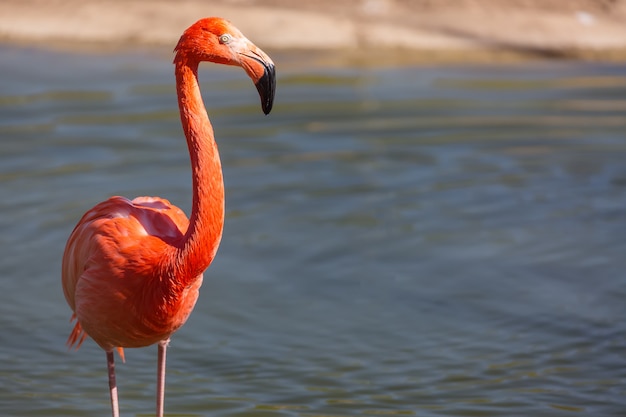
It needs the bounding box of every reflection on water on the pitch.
[1,46,625,416]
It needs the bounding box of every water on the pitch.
[1,46,625,416]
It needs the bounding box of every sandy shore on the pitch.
[2,0,626,62]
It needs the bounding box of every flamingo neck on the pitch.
[173,57,224,280]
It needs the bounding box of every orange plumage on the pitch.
[62,196,198,352]
[61,17,275,417]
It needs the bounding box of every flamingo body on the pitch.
[62,195,208,352]
[61,17,275,417]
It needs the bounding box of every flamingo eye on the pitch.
[219,34,233,44]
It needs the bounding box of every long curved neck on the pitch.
[173,56,225,280]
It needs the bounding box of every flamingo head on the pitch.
[175,17,276,114]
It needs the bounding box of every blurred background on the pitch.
[1,1,626,417]
[2,0,626,60]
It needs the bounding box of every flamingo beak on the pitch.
[255,61,276,115]
[239,44,276,115]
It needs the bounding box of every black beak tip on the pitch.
[255,63,276,115]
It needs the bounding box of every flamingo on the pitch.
[61,17,275,417]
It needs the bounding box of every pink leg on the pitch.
[156,339,169,417]
[106,350,120,417]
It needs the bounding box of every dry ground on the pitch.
[1,0,626,62]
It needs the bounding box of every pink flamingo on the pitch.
[62,17,275,417]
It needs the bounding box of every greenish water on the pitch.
[1,46,625,416]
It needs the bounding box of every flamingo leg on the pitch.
[156,339,169,417]
[106,350,120,417]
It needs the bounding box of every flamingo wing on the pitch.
[62,196,192,351]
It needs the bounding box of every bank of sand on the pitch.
[1,0,626,63]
